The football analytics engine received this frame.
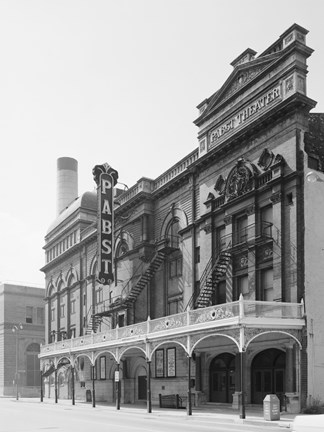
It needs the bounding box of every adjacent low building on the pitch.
[39,24,324,413]
[0,282,45,397]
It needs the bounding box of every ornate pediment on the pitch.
[200,53,281,121]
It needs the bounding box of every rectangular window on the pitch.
[169,257,182,278]
[60,304,65,318]
[51,308,55,322]
[118,314,125,328]
[96,288,103,305]
[195,247,200,264]
[261,268,274,301]
[167,347,176,377]
[234,275,248,300]
[99,356,106,380]
[26,306,33,324]
[216,225,226,253]
[155,349,164,378]
[234,215,248,245]
[260,205,273,237]
[168,300,179,315]
[212,280,227,305]
[36,307,44,324]
[70,299,76,314]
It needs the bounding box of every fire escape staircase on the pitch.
[122,250,167,308]
[85,311,103,335]
[86,235,180,332]
[186,248,231,310]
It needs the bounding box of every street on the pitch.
[0,398,292,432]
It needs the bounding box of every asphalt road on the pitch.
[0,398,290,432]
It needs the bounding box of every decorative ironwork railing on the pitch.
[40,298,304,355]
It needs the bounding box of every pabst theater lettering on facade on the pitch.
[210,85,281,147]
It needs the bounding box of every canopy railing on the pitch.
[41,298,304,355]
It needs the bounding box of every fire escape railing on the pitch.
[186,221,274,310]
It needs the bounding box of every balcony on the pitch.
[40,298,305,358]
[155,235,180,254]
[219,221,274,252]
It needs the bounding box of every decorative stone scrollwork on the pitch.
[214,175,226,195]
[246,204,255,216]
[224,158,259,202]
[203,222,212,234]
[151,316,185,332]
[194,307,234,324]
[270,191,282,204]
[222,65,262,100]
[224,215,232,225]
[258,148,274,171]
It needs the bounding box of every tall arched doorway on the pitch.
[251,348,286,404]
[26,343,41,387]
[210,353,235,403]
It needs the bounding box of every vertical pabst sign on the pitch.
[93,163,119,285]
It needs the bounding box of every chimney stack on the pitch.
[57,157,78,215]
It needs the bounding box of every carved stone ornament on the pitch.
[92,163,119,186]
[224,215,232,226]
[203,222,212,234]
[270,191,282,204]
[258,148,274,171]
[272,153,285,167]
[214,175,226,195]
[224,158,258,202]
[222,65,263,101]
[246,204,255,216]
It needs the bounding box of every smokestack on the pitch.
[57,157,78,215]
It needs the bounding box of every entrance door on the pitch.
[210,353,235,403]
[252,348,285,404]
[138,375,147,400]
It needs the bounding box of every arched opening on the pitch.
[251,348,286,404]
[209,352,235,403]
[136,365,147,401]
[26,343,41,387]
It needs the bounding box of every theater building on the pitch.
[39,24,324,413]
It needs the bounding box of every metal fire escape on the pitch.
[186,221,278,310]
[196,250,232,308]
[186,246,232,310]
[122,250,166,308]
[86,235,180,333]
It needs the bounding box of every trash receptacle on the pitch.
[263,394,280,421]
[86,389,92,402]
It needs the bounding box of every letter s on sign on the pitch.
[102,239,112,254]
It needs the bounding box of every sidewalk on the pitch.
[6,397,296,429]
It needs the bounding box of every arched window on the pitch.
[117,240,129,258]
[67,274,75,287]
[167,218,182,278]
[26,343,41,386]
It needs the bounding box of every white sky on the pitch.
[0,0,323,286]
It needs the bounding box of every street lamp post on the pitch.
[12,323,23,400]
